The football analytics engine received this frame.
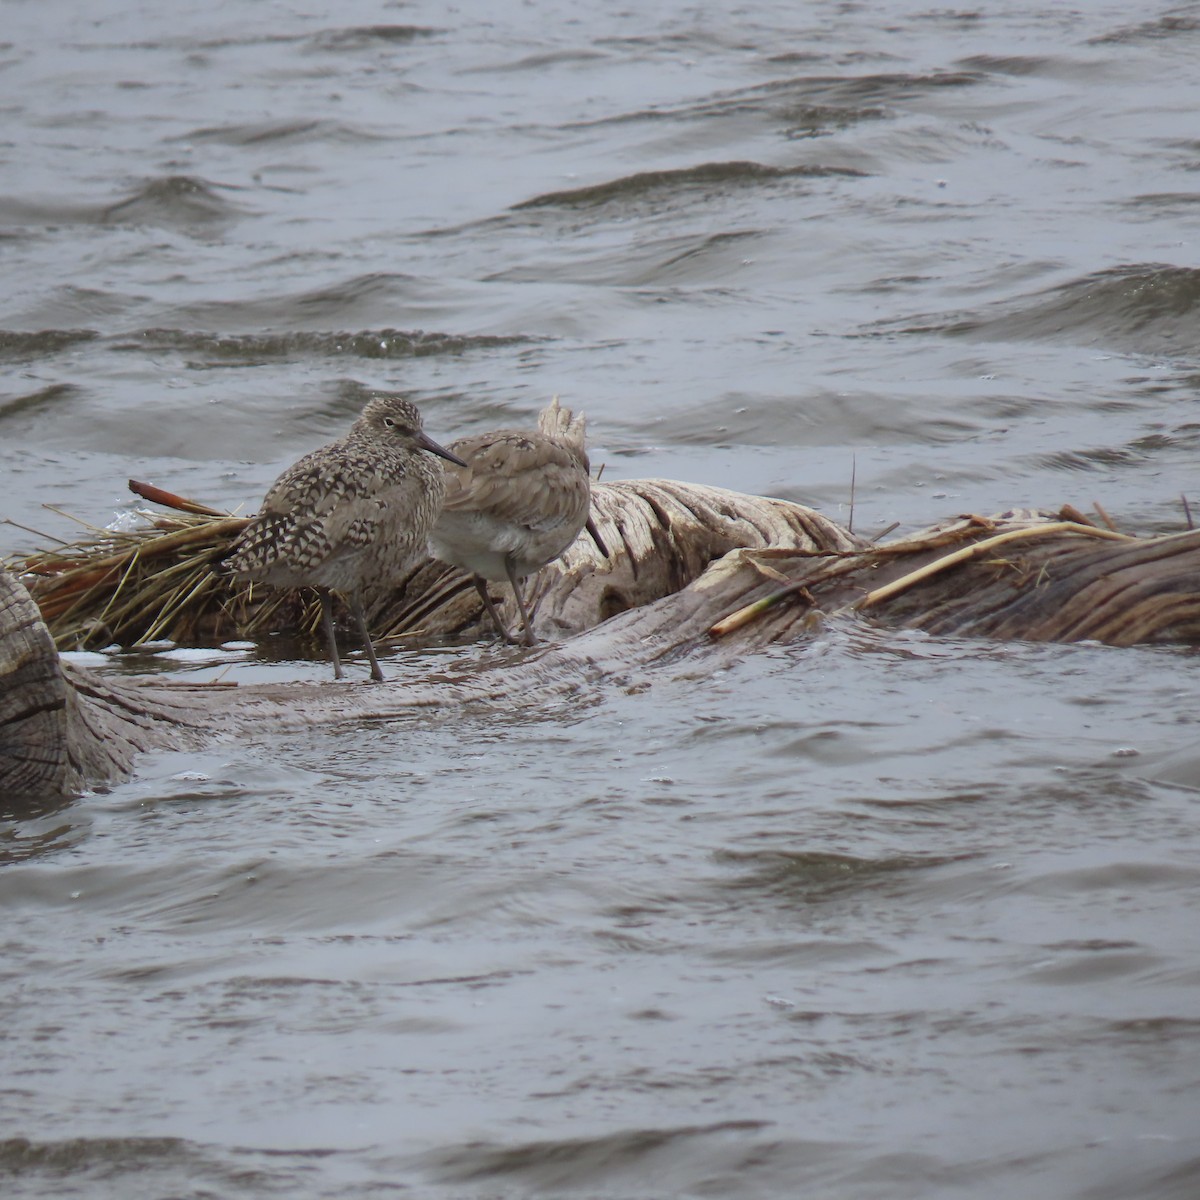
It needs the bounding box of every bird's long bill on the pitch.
[418,432,469,469]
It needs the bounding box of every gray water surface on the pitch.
[2,2,1199,1197]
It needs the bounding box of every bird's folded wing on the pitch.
[259,454,396,519]
[441,435,587,529]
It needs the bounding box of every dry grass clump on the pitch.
[3,482,281,649]
[4,479,467,651]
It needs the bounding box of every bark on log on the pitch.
[3,479,1198,798]
[859,520,1200,645]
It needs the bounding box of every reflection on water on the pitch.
[2,0,1199,1196]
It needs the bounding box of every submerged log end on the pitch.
[1,569,210,796]
[1,567,81,795]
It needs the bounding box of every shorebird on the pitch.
[429,396,601,646]
[221,393,465,682]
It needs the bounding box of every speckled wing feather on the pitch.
[225,443,414,582]
[440,431,590,533]
[259,440,416,512]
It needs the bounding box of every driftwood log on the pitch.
[3,478,1198,797]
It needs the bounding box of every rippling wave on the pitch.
[1089,12,1200,44]
[176,118,393,146]
[115,328,536,362]
[0,330,98,362]
[712,847,967,899]
[882,265,1200,354]
[101,176,248,228]
[415,1120,774,1190]
[0,328,531,367]
[0,1136,273,1197]
[0,381,81,422]
[514,161,865,209]
[0,175,246,231]
[304,24,438,52]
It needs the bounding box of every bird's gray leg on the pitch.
[348,591,384,683]
[505,559,536,647]
[318,588,344,680]
[472,576,517,644]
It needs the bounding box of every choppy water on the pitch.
[3,1,1199,1197]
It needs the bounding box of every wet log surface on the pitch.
[3,478,1198,796]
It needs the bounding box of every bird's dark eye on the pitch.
[383,417,396,428]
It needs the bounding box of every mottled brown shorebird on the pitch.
[221,393,465,682]
[429,396,601,646]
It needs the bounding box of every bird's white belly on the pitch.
[430,511,559,581]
